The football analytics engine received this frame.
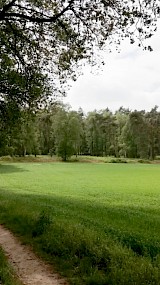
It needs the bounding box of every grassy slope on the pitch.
[0,162,160,284]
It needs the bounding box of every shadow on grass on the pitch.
[1,189,160,260]
[0,164,27,174]
[1,190,160,284]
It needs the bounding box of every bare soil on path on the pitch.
[0,225,68,285]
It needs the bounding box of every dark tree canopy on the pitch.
[1,1,159,66]
[0,0,159,108]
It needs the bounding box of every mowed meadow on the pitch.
[1,161,160,284]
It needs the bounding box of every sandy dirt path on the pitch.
[0,225,68,285]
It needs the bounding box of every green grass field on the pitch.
[0,161,160,284]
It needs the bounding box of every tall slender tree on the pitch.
[53,108,83,161]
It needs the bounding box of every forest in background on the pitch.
[1,104,160,161]
[1,0,160,163]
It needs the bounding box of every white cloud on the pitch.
[64,26,160,114]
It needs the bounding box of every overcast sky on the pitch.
[64,26,160,114]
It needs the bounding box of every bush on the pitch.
[138,159,151,164]
[109,158,127,163]
[32,211,51,237]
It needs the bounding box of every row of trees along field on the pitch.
[1,1,160,163]
[1,104,160,161]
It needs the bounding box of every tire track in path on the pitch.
[0,225,68,285]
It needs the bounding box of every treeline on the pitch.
[1,104,160,161]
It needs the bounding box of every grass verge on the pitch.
[0,247,21,285]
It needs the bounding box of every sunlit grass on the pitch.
[0,162,160,284]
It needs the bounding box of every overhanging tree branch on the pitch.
[0,0,159,111]
[0,0,75,22]
[0,0,17,20]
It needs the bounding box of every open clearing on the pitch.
[0,162,160,284]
